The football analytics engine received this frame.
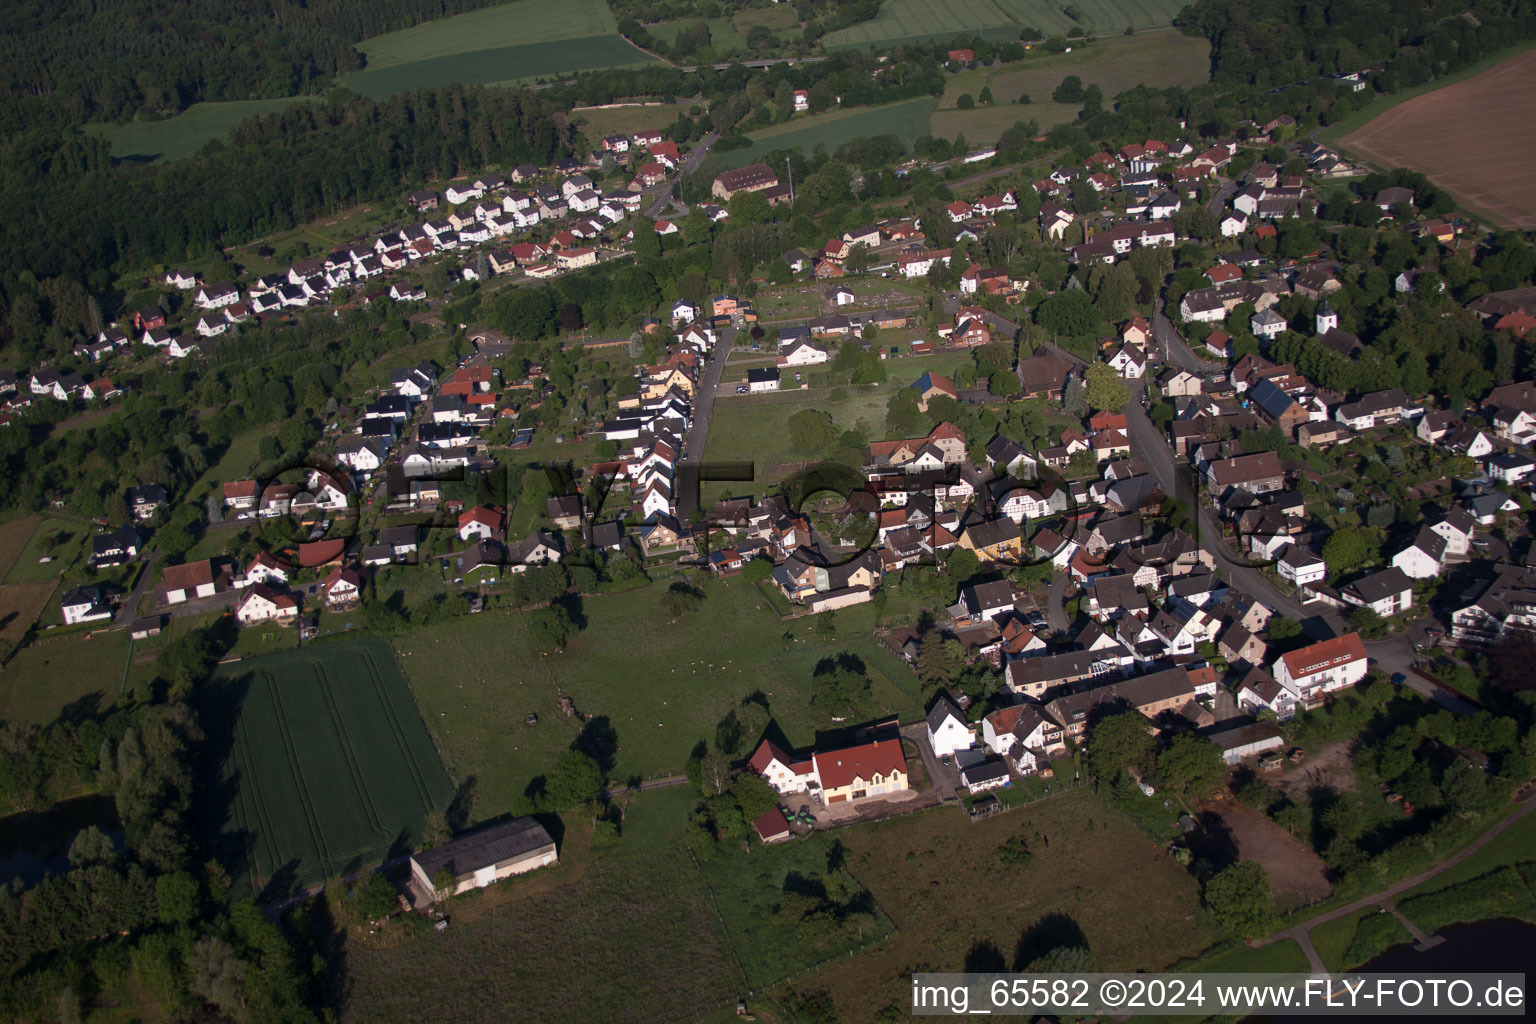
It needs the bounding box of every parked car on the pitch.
[735,385,748,394]
[1391,672,1407,685]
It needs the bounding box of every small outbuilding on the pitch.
[410,816,557,897]
[752,807,793,844]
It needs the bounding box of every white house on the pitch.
[981,703,1064,769]
[1429,508,1475,558]
[747,739,817,795]
[60,586,112,625]
[1341,566,1414,618]
[1392,527,1446,580]
[1277,544,1327,586]
[925,696,974,759]
[1273,632,1369,704]
[779,340,829,366]
[236,584,297,625]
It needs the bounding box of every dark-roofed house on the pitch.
[1335,388,1418,431]
[410,817,557,898]
[1249,376,1308,436]
[1203,452,1284,495]
[1045,666,1197,738]
[712,163,779,201]
[1341,566,1413,617]
[959,580,1015,622]
[1016,354,1076,399]
[926,694,975,758]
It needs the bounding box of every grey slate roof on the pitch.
[413,817,554,880]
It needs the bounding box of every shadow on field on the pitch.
[1012,912,1090,971]
[194,667,256,893]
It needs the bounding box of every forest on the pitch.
[0,0,516,124]
[1177,0,1536,88]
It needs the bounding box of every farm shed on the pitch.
[410,816,557,897]
[1205,720,1286,765]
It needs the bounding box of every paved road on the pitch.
[1269,790,1536,973]
[902,722,958,802]
[1046,572,1070,636]
[117,548,161,622]
[1153,305,1215,373]
[676,328,736,518]
[1121,389,1304,621]
[1205,178,1238,216]
[645,131,720,220]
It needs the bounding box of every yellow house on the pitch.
[812,738,909,804]
[959,518,1024,561]
[642,367,695,401]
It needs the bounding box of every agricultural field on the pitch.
[85,98,308,163]
[769,789,1211,1020]
[932,32,1212,141]
[1339,48,1536,230]
[343,0,658,98]
[719,98,937,166]
[393,576,923,817]
[822,0,1185,50]
[198,638,454,897]
[0,630,131,726]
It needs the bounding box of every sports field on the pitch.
[719,97,937,166]
[823,0,1184,49]
[1339,48,1536,230]
[344,0,659,97]
[200,638,454,896]
[86,98,308,163]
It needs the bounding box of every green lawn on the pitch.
[720,98,937,166]
[198,638,455,897]
[573,103,688,142]
[393,576,923,817]
[1178,937,1312,974]
[4,518,88,584]
[85,98,309,163]
[822,0,1185,48]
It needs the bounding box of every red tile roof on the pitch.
[1280,632,1366,680]
[813,738,906,790]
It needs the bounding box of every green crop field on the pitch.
[823,0,1185,49]
[392,577,923,817]
[199,638,454,897]
[344,0,658,97]
[719,97,937,166]
[573,103,687,142]
[86,98,309,163]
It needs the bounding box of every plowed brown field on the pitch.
[1342,49,1536,229]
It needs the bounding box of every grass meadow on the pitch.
[0,630,131,726]
[391,576,924,817]
[343,786,889,1023]
[931,32,1212,141]
[572,102,688,141]
[770,789,1212,1020]
[4,517,88,584]
[720,98,938,166]
[86,98,309,163]
[822,0,1185,49]
[198,638,454,897]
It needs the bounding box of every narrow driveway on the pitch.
[901,722,958,802]
[1269,791,1536,972]
[1205,179,1238,216]
[1153,306,1213,373]
[117,548,161,621]
[1046,572,1070,635]
[676,328,735,518]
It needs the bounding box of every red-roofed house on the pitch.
[1496,312,1536,338]
[458,505,505,542]
[947,48,975,64]
[748,739,817,794]
[814,738,909,804]
[649,140,681,168]
[161,559,219,604]
[296,539,346,568]
[236,583,298,625]
[223,479,260,510]
[323,566,364,611]
[1274,632,1368,706]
